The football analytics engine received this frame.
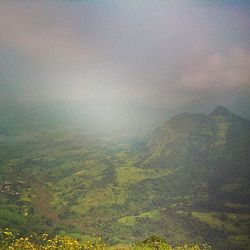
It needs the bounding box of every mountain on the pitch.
[142,106,250,217]
[145,105,250,177]
[0,106,249,249]
[154,107,248,180]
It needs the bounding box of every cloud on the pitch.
[0,1,100,65]
[180,48,250,90]
[0,0,249,118]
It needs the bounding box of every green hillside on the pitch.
[0,106,249,249]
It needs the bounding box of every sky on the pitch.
[0,0,250,132]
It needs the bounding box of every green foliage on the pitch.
[0,230,211,250]
[0,107,250,249]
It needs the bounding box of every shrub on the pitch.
[0,229,211,250]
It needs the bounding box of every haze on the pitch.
[0,0,250,135]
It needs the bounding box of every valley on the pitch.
[0,107,249,249]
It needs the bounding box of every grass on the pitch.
[192,212,236,232]
[116,167,172,186]
[138,209,161,220]
[116,167,145,186]
[118,209,161,226]
[73,186,116,215]
[224,202,250,209]
[220,182,242,192]
[192,211,250,235]
[118,216,137,226]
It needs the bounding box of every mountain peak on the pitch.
[211,106,232,116]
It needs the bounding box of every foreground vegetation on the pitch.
[0,230,211,250]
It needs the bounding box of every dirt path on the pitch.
[31,178,61,225]
[28,177,89,231]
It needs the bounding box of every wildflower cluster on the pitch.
[134,236,211,250]
[0,229,106,250]
[0,229,211,250]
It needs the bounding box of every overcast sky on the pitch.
[0,0,250,118]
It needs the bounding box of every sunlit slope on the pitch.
[0,106,249,249]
